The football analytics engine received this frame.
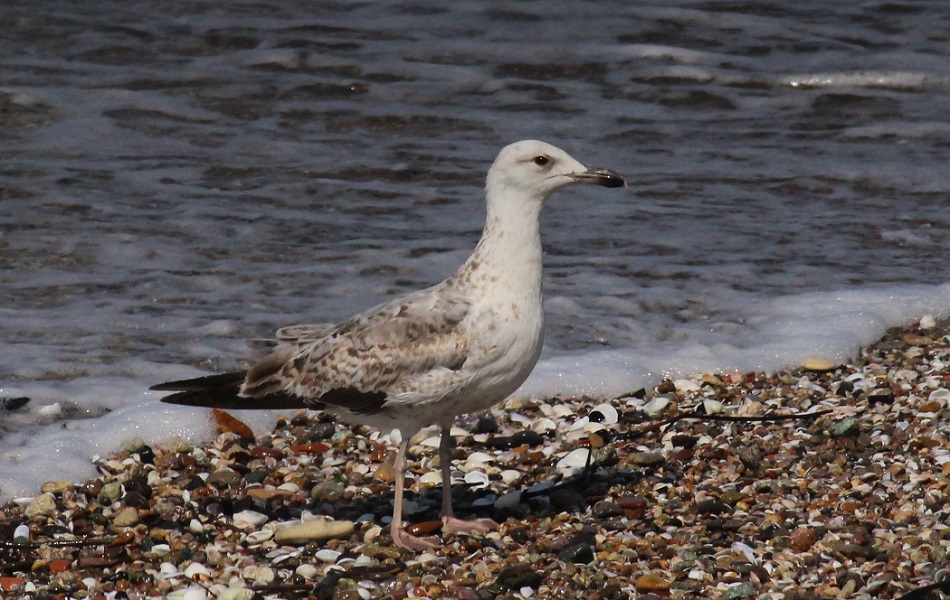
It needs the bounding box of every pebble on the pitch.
[311,481,345,502]
[24,493,56,517]
[205,468,243,489]
[113,506,139,527]
[39,481,72,494]
[373,461,396,483]
[98,481,123,504]
[635,574,671,593]
[789,527,819,552]
[558,542,594,564]
[801,356,837,372]
[274,519,354,544]
[496,564,544,590]
[627,451,665,466]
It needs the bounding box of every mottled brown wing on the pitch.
[240,285,470,415]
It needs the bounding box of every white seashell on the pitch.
[463,470,490,489]
[417,552,438,563]
[590,403,619,425]
[929,388,950,402]
[556,448,590,471]
[520,585,535,597]
[245,529,274,546]
[494,490,523,510]
[551,404,574,418]
[152,544,171,557]
[296,564,319,579]
[241,564,275,584]
[277,482,300,494]
[467,451,494,463]
[583,422,606,434]
[13,524,30,542]
[183,562,211,579]
[315,548,342,562]
[419,435,442,448]
[673,379,701,392]
[218,588,255,600]
[920,314,936,329]
[642,396,670,415]
[530,417,557,433]
[166,588,207,600]
[508,412,530,424]
[419,472,442,486]
[188,519,204,534]
[82,577,98,589]
[353,553,375,567]
[568,416,590,431]
[158,561,178,576]
[499,469,522,485]
[233,510,269,529]
[702,399,725,415]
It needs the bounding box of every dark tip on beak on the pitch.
[573,166,626,189]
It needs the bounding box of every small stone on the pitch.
[373,461,396,483]
[250,446,284,460]
[211,409,255,440]
[828,417,859,437]
[48,559,72,573]
[308,422,337,440]
[867,388,894,405]
[724,582,755,599]
[628,452,665,466]
[494,490,523,511]
[695,499,732,515]
[98,481,123,504]
[549,487,584,510]
[25,493,56,517]
[274,519,354,544]
[801,356,836,372]
[788,527,819,552]
[40,481,72,495]
[406,520,442,536]
[206,468,243,489]
[496,564,544,590]
[311,481,345,502]
[635,574,670,593]
[558,542,594,564]
[113,506,139,527]
[592,501,623,519]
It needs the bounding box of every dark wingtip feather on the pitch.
[150,371,247,392]
[154,370,313,411]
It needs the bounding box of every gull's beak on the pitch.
[571,165,626,189]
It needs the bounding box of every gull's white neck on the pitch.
[457,183,545,298]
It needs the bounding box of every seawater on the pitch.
[0,1,948,498]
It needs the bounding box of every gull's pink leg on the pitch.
[390,437,440,551]
[438,423,499,536]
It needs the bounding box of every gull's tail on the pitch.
[151,372,308,410]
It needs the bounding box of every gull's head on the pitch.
[486,140,626,202]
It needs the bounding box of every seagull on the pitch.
[152,140,625,550]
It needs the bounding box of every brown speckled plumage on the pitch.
[152,140,625,549]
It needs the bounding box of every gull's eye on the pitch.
[533,155,550,166]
